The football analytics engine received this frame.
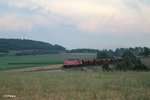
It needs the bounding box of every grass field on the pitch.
[0,53,96,70]
[0,54,150,100]
[8,64,63,72]
[0,71,150,100]
[0,55,62,70]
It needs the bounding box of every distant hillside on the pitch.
[0,39,66,54]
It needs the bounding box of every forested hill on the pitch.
[0,39,66,53]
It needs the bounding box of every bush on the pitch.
[102,63,109,71]
[116,51,149,71]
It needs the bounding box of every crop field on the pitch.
[0,53,96,70]
[0,71,150,100]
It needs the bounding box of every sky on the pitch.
[0,0,150,50]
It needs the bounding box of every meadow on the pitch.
[0,71,150,100]
[0,54,150,100]
[0,53,96,70]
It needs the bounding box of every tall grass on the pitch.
[0,71,150,100]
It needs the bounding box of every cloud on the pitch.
[1,0,150,34]
[5,0,36,10]
[77,10,150,34]
[0,12,55,33]
[0,13,34,33]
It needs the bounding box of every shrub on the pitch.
[102,63,109,71]
[116,51,149,71]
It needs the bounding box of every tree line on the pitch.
[68,49,99,53]
[71,47,150,57]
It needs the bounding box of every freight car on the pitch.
[63,57,122,68]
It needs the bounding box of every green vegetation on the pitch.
[0,55,63,70]
[143,47,150,57]
[0,53,96,70]
[68,48,99,53]
[68,47,149,57]
[97,51,108,59]
[0,39,149,100]
[0,38,149,57]
[117,51,149,71]
[98,51,149,71]
[102,63,110,71]
[0,71,150,100]
[0,38,66,55]
[96,47,150,59]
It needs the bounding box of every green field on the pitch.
[0,71,150,100]
[0,53,96,70]
[0,55,63,70]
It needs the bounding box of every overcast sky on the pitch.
[0,0,150,50]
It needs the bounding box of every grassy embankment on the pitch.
[0,71,150,100]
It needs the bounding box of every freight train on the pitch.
[63,57,122,68]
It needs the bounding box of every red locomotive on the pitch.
[63,57,122,68]
[63,59,83,68]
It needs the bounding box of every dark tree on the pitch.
[97,51,108,59]
[143,47,149,57]
[116,51,149,71]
